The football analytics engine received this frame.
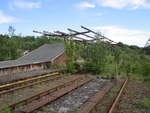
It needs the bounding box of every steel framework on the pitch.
[144,38,150,48]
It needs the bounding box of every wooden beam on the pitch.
[67,28,95,39]
[81,26,117,44]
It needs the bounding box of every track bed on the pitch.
[89,79,150,113]
[0,74,114,113]
[116,80,150,113]
[34,78,111,113]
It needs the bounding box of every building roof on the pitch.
[0,43,64,69]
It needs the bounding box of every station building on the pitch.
[0,43,66,76]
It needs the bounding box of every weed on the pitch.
[111,87,120,93]
[137,98,150,109]
[142,98,150,109]
[0,107,11,113]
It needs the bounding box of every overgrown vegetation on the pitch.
[84,41,107,74]
[0,26,149,80]
[140,98,150,109]
[64,35,150,80]
[0,35,63,61]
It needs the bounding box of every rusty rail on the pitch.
[108,78,128,113]
[7,75,84,111]
[0,72,59,90]
[77,82,113,113]
[0,74,60,96]
[20,77,93,113]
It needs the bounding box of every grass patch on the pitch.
[111,87,120,93]
[141,98,150,109]
[0,107,11,113]
[136,98,150,110]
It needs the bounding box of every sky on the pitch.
[0,0,150,47]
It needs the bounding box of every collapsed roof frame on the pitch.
[144,38,150,48]
[33,26,117,45]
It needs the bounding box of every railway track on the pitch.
[108,78,128,113]
[77,82,113,113]
[0,75,88,113]
[85,78,128,113]
[0,71,59,91]
[30,78,111,113]
[20,77,93,113]
[0,74,61,96]
[0,73,127,113]
[0,71,61,111]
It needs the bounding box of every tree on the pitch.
[84,39,107,74]
[8,25,15,37]
[65,39,78,73]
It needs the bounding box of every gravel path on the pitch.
[36,78,110,113]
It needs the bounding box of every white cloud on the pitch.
[12,0,41,9]
[92,26,149,47]
[0,10,16,24]
[96,0,150,9]
[77,2,96,9]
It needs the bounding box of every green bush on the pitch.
[84,42,107,74]
[141,61,150,80]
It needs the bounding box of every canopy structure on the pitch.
[145,38,150,48]
[33,26,118,45]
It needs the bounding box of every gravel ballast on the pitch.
[37,78,110,113]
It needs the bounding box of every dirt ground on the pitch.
[90,79,150,113]
[116,80,150,113]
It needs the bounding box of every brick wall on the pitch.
[53,52,66,65]
[0,63,45,76]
